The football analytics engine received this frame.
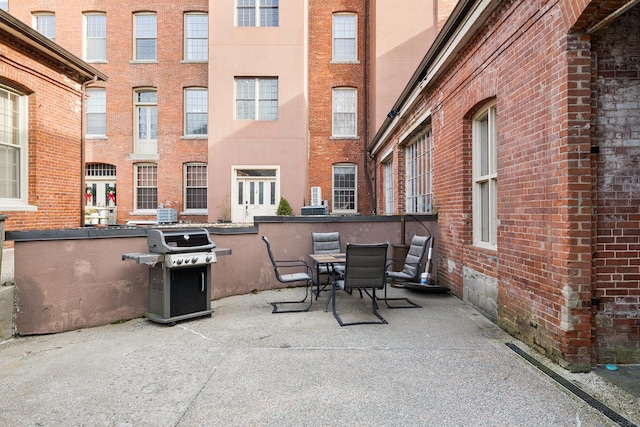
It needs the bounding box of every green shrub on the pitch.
[276,197,292,216]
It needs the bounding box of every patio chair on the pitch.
[311,231,344,298]
[328,242,389,326]
[262,235,314,313]
[383,235,431,308]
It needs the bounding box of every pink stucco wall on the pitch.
[13,218,436,335]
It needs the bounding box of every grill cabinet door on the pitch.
[170,266,208,317]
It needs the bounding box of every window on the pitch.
[0,2,8,12]
[473,102,498,248]
[383,160,394,214]
[185,13,208,61]
[135,164,157,210]
[84,13,106,62]
[235,78,278,121]
[405,128,433,213]
[333,164,356,213]
[332,13,357,62]
[0,85,28,207]
[34,13,55,41]
[332,88,356,137]
[134,13,157,61]
[184,88,208,135]
[185,163,207,210]
[237,0,279,27]
[86,88,106,136]
[134,89,158,154]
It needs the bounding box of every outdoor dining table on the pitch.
[307,252,346,300]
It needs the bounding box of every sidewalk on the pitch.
[0,285,638,426]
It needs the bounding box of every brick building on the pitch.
[4,1,452,226]
[369,0,640,369]
[0,10,106,231]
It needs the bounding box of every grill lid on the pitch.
[147,228,215,253]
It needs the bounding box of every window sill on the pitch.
[129,210,157,216]
[180,210,208,216]
[86,135,108,140]
[330,136,360,140]
[129,60,159,64]
[180,60,208,64]
[330,60,360,65]
[180,135,208,140]
[0,202,37,212]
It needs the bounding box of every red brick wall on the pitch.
[9,1,209,225]
[0,32,85,231]
[308,0,372,214]
[593,6,640,363]
[371,0,633,370]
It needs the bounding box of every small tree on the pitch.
[276,197,292,216]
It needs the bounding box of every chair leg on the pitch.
[332,287,387,326]
[378,283,422,309]
[270,281,313,313]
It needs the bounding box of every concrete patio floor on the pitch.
[0,284,638,426]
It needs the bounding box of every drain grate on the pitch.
[505,342,637,427]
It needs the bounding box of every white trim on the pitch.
[399,109,431,143]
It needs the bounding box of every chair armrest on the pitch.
[274,259,312,274]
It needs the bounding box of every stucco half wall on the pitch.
[8,215,437,335]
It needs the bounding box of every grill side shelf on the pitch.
[122,252,164,265]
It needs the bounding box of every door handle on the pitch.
[201,272,205,292]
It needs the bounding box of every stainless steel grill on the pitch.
[123,228,230,325]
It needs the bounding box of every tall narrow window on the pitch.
[0,2,7,12]
[383,159,394,214]
[235,77,278,121]
[84,13,107,62]
[405,128,433,213]
[473,102,498,248]
[134,89,158,154]
[185,163,207,210]
[332,88,357,137]
[34,13,55,41]
[0,86,27,206]
[237,0,279,27]
[86,88,106,136]
[185,13,208,62]
[134,13,157,61]
[332,13,356,62]
[184,88,208,135]
[135,164,157,210]
[333,164,357,213]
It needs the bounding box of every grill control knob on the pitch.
[192,256,199,263]
[206,255,212,262]
[176,258,183,265]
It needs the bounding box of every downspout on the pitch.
[80,75,99,227]
[363,0,376,214]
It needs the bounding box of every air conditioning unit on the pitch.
[301,205,328,216]
[311,186,322,206]
[157,208,178,224]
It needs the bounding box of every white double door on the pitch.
[232,168,278,223]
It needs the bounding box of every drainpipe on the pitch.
[80,76,99,227]
[363,0,375,214]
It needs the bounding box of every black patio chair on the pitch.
[262,235,314,313]
[383,235,431,308]
[328,242,389,326]
[311,231,345,298]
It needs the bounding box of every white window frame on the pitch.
[133,12,157,62]
[134,163,157,212]
[332,13,357,62]
[33,12,55,41]
[184,13,208,62]
[236,0,279,27]
[332,164,357,213]
[84,13,107,62]
[0,85,33,211]
[184,88,208,136]
[184,163,208,213]
[383,158,394,215]
[405,127,433,213]
[472,101,498,249]
[86,88,106,137]
[235,77,278,121]
[332,87,357,137]
[134,88,158,155]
